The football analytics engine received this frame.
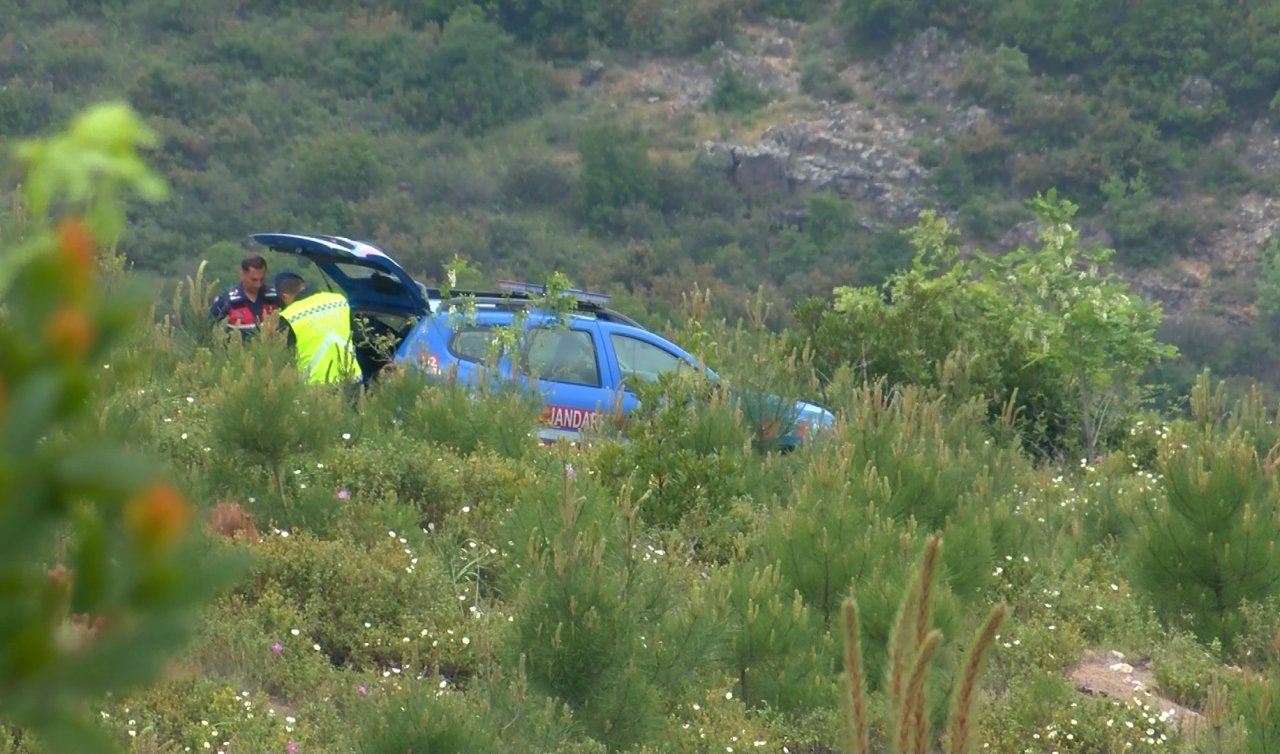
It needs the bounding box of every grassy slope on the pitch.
[4,4,1280,751]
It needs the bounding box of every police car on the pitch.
[251,232,836,448]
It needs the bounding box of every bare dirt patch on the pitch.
[1069,650,1204,737]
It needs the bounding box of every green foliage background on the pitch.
[4,0,1280,395]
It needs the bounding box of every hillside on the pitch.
[6,37,1280,754]
[4,0,1280,396]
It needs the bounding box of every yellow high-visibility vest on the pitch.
[280,291,362,384]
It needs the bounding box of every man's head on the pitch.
[274,271,307,306]
[239,255,268,296]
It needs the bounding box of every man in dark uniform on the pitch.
[209,254,281,337]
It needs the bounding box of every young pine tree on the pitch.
[0,103,237,753]
[1129,374,1280,655]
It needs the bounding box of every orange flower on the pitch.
[57,219,96,273]
[43,308,95,360]
[56,219,96,300]
[125,482,192,553]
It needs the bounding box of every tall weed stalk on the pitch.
[840,535,1006,754]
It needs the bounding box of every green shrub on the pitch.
[933,148,976,207]
[653,0,739,55]
[747,0,824,20]
[977,671,1181,753]
[352,684,498,754]
[1128,375,1280,656]
[956,45,1033,116]
[1152,630,1222,709]
[501,153,574,208]
[796,197,1176,460]
[499,467,726,751]
[709,66,770,113]
[319,436,531,545]
[710,560,834,714]
[128,62,229,125]
[322,438,467,528]
[578,120,660,234]
[661,686,803,753]
[1099,172,1202,267]
[361,366,545,458]
[393,6,547,132]
[98,677,300,753]
[295,132,391,204]
[1229,659,1280,753]
[186,588,339,707]
[236,533,481,679]
[593,368,756,534]
[206,338,347,506]
[0,80,58,137]
[800,57,856,103]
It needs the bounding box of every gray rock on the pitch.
[1242,117,1280,174]
[1179,75,1215,110]
[764,37,793,58]
[952,104,992,133]
[712,117,928,222]
[700,140,737,170]
[728,143,792,198]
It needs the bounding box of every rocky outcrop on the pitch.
[705,105,931,223]
[601,22,1280,319]
[626,19,804,111]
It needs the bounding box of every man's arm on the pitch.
[209,291,230,321]
[279,315,296,350]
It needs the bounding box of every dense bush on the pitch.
[792,194,1176,460]
[394,6,549,131]
[577,121,661,234]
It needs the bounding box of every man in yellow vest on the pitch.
[273,271,364,385]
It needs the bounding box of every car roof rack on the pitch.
[495,279,612,306]
[424,280,642,328]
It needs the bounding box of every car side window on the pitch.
[449,326,501,362]
[610,333,684,385]
[524,328,601,387]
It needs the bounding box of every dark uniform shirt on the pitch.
[210,284,281,335]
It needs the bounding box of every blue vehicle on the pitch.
[250,232,835,448]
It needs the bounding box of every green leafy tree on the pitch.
[577,121,659,234]
[796,192,1175,458]
[296,133,391,204]
[496,0,633,60]
[0,102,236,752]
[395,6,547,132]
[975,190,1177,457]
[838,0,926,50]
